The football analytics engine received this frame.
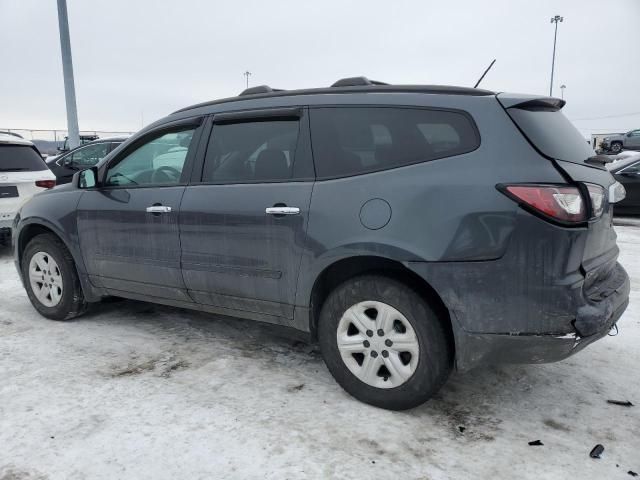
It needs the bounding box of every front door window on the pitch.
[105,129,196,187]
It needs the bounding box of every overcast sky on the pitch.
[1,0,639,137]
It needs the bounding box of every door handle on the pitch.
[146,205,172,213]
[265,206,300,215]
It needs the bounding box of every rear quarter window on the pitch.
[310,107,480,179]
[0,145,47,172]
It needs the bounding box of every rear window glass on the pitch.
[0,145,47,172]
[507,108,594,164]
[310,107,479,178]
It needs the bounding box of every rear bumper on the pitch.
[453,282,628,370]
[407,255,631,372]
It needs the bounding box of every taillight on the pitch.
[35,180,56,189]
[500,184,586,224]
[609,181,626,204]
[585,184,605,218]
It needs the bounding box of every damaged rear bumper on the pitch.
[407,254,631,372]
[453,290,628,371]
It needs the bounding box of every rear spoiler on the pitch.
[497,93,565,111]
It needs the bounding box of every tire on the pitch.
[21,233,88,321]
[611,142,623,154]
[0,229,10,247]
[318,275,452,410]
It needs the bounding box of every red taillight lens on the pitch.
[502,184,586,223]
[35,180,56,189]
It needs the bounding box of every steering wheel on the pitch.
[151,165,181,183]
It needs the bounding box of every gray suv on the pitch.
[13,77,630,410]
[601,129,640,153]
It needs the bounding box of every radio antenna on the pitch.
[474,59,496,88]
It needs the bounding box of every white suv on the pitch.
[0,133,56,245]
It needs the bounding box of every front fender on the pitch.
[14,190,104,302]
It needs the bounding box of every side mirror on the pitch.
[75,166,98,189]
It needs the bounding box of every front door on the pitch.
[77,120,202,301]
[179,109,314,320]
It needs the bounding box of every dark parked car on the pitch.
[58,134,100,152]
[608,153,640,214]
[13,77,630,410]
[46,137,128,184]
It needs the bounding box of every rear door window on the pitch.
[0,145,47,172]
[309,107,480,179]
[202,120,299,183]
[68,143,110,167]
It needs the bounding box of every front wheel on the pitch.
[21,233,88,320]
[318,275,452,410]
[610,142,623,154]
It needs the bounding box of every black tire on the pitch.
[21,233,88,321]
[0,232,10,247]
[611,142,623,154]
[318,275,452,410]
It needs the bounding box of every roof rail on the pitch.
[331,76,388,87]
[239,85,284,96]
[174,84,495,114]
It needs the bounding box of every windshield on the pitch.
[0,145,48,171]
[507,108,594,164]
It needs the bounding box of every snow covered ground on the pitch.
[1,226,639,480]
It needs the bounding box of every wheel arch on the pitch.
[17,221,102,302]
[308,255,455,356]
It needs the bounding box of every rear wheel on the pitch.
[318,275,452,410]
[21,233,87,320]
[610,141,623,154]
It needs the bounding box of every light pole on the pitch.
[560,84,566,99]
[243,71,252,89]
[549,15,564,97]
[56,0,80,149]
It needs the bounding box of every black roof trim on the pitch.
[174,84,495,114]
[239,85,285,96]
[331,76,389,87]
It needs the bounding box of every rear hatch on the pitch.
[0,144,54,225]
[497,93,620,294]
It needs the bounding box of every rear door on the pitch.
[179,108,314,320]
[76,118,204,301]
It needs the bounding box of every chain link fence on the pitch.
[0,128,135,155]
